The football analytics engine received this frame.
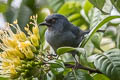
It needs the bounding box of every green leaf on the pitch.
[4,7,17,23]
[57,47,85,56]
[94,49,120,80]
[58,1,88,27]
[80,15,120,48]
[89,0,113,14]
[83,0,93,16]
[49,60,65,68]
[17,4,33,30]
[0,2,7,13]
[91,33,104,52]
[64,70,93,80]
[89,0,105,9]
[116,26,120,49]
[111,0,120,13]
[57,47,75,55]
[88,8,107,52]
[93,74,110,80]
[48,0,65,12]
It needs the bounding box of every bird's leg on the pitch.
[71,53,79,69]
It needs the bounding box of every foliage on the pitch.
[0,0,120,80]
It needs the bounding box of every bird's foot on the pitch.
[73,62,79,69]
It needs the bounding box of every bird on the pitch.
[39,14,104,64]
[39,14,89,51]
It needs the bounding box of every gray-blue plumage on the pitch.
[40,14,88,52]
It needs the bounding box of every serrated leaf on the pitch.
[64,70,93,80]
[94,49,120,80]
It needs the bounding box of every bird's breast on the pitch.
[45,30,77,51]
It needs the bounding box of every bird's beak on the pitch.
[39,22,51,26]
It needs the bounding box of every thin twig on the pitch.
[64,63,102,74]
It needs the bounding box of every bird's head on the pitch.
[39,14,71,31]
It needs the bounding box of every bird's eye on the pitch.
[46,19,56,23]
[51,19,56,23]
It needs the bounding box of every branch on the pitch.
[64,63,102,74]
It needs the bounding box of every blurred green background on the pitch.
[0,0,90,31]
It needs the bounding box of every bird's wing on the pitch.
[70,26,89,46]
[70,26,84,37]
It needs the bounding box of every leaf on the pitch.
[111,0,120,13]
[89,0,105,9]
[58,1,88,27]
[64,70,93,80]
[57,47,85,56]
[104,26,117,38]
[48,0,65,12]
[89,0,113,14]
[93,74,110,80]
[49,60,65,68]
[116,26,120,48]
[91,33,104,52]
[89,8,102,29]
[94,49,120,80]
[57,47,75,55]
[80,15,120,48]
[4,7,18,23]
[83,0,93,16]
[17,4,33,30]
[88,8,106,51]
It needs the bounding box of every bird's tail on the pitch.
[80,29,105,37]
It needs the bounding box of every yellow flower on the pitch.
[32,26,40,40]
[13,20,18,24]
[3,38,18,48]
[18,41,35,59]
[1,61,11,70]
[1,49,24,60]
[0,15,41,79]
[30,34,39,47]
[14,32,27,42]
[10,65,18,78]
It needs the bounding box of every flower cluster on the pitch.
[0,15,42,79]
